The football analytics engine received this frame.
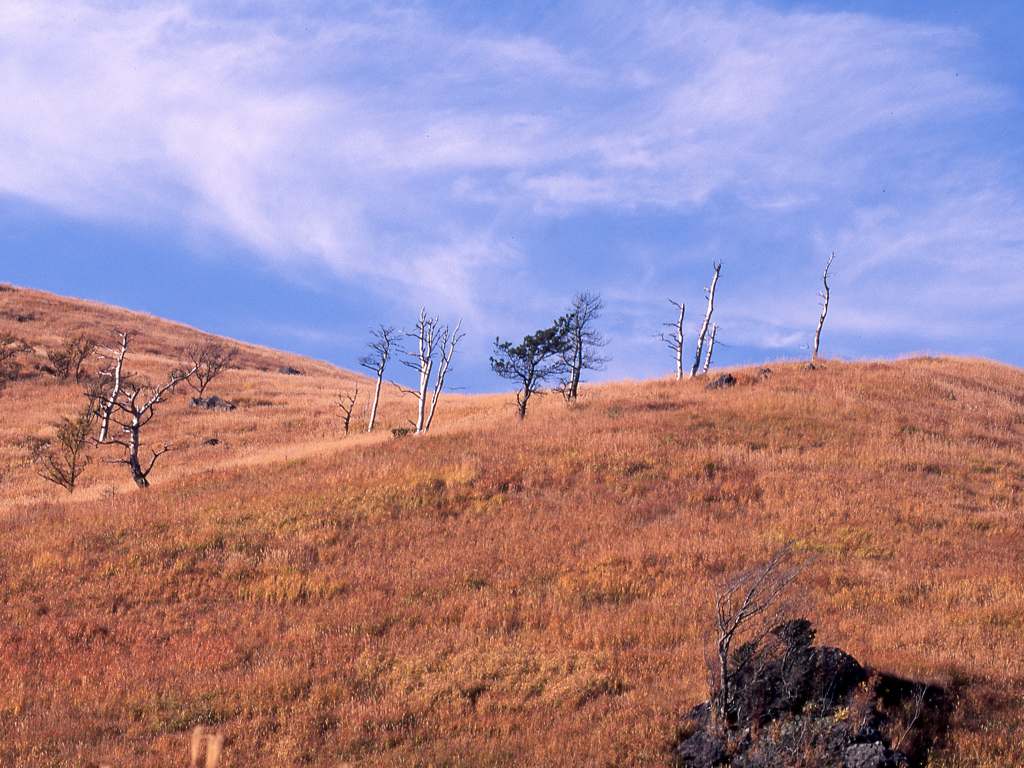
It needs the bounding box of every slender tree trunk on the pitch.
[672,302,685,380]
[691,263,722,378]
[813,252,834,362]
[360,325,395,433]
[98,332,129,442]
[367,374,383,432]
[701,324,718,374]
[516,388,531,419]
[423,319,461,433]
[568,341,583,401]
[127,422,149,488]
[416,358,432,433]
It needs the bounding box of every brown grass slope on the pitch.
[1,284,1023,767]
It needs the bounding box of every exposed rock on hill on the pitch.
[189,395,236,411]
[706,373,736,389]
[675,621,948,768]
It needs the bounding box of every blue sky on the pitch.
[2,1,1023,392]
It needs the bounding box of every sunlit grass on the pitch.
[2,287,1024,766]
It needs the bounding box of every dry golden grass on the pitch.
[2,284,1023,766]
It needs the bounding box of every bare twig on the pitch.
[711,542,812,724]
[657,300,685,380]
[359,325,398,433]
[813,252,835,362]
[338,385,359,436]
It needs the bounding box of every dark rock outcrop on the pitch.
[189,396,236,411]
[674,622,948,768]
[676,731,727,768]
[706,373,736,390]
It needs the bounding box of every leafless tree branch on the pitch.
[359,325,398,433]
[657,299,685,381]
[691,262,722,378]
[711,542,812,724]
[178,340,238,398]
[813,252,835,363]
[338,385,359,436]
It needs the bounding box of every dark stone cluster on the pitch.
[675,621,948,768]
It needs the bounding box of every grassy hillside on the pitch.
[1,284,1023,767]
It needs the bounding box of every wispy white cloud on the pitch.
[1,0,1021,377]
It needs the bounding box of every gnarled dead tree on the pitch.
[96,330,134,442]
[659,300,685,380]
[813,252,835,363]
[94,329,197,488]
[691,261,722,378]
[102,365,196,488]
[359,325,398,433]
[425,319,464,433]
[401,310,463,434]
[559,291,609,403]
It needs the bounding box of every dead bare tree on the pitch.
[401,309,463,434]
[102,363,196,488]
[358,325,398,433]
[691,261,722,378]
[424,319,463,433]
[46,334,96,383]
[96,330,134,443]
[659,300,685,380]
[813,252,835,363]
[559,291,609,403]
[701,324,718,374]
[402,309,438,434]
[179,340,238,399]
[338,385,359,436]
[711,543,810,725]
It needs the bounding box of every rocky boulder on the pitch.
[706,373,736,390]
[674,621,948,768]
[189,396,236,411]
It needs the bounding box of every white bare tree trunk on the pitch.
[97,330,131,442]
[660,300,685,380]
[691,262,722,378]
[360,325,396,433]
[701,324,718,374]
[105,362,198,488]
[424,319,463,432]
[416,357,433,434]
[408,309,438,434]
[813,252,834,362]
[367,375,384,432]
